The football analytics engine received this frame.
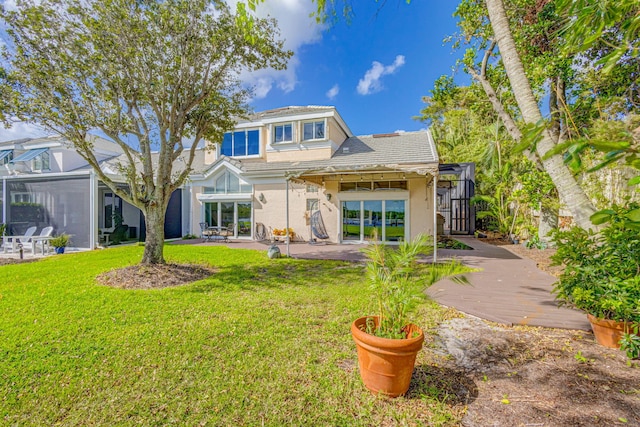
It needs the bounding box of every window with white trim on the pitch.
[204,170,252,194]
[306,198,319,211]
[221,129,259,157]
[32,151,50,171]
[303,120,325,141]
[273,123,293,143]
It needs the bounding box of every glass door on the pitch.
[237,202,252,237]
[342,201,361,241]
[363,200,382,240]
[204,201,252,238]
[221,202,234,228]
[341,200,406,242]
[385,200,405,242]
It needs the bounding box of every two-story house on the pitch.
[187,106,441,244]
[0,106,451,250]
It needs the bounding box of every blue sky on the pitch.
[0,0,465,141]
[249,0,464,136]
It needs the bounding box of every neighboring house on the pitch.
[0,106,461,250]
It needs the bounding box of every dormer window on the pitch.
[273,123,293,143]
[33,150,50,171]
[11,148,49,171]
[0,150,13,165]
[303,120,325,141]
[221,130,259,157]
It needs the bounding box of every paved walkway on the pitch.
[173,237,591,331]
[430,236,590,331]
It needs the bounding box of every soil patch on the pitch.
[0,258,39,266]
[96,263,215,289]
[432,316,640,426]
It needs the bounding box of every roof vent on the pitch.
[372,133,399,138]
[342,147,350,153]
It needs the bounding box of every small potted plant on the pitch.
[50,233,70,254]
[551,203,640,349]
[351,233,471,397]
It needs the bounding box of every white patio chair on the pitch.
[28,226,54,254]
[17,226,37,246]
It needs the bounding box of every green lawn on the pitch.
[0,245,462,426]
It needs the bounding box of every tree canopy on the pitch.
[1,0,291,264]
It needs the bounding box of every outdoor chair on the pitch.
[2,226,37,254]
[310,211,329,244]
[200,222,219,241]
[17,226,37,247]
[216,223,235,243]
[26,226,54,254]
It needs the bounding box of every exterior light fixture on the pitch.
[326,193,332,201]
[258,193,266,203]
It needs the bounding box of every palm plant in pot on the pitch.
[352,234,471,397]
[550,203,640,350]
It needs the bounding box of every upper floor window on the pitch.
[33,151,50,171]
[303,121,325,141]
[0,150,13,165]
[273,123,293,143]
[221,129,259,157]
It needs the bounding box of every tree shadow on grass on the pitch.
[406,365,478,405]
[187,259,363,293]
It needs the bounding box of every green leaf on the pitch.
[628,176,640,186]
[625,209,640,223]
[589,140,631,152]
[590,210,615,225]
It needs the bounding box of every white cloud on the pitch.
[357,55,406,96]
[228,0,326,99]
[326,84,339,100]
[0,121,49,142]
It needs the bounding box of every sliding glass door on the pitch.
[204,201,252,238]
[341,199,405,242]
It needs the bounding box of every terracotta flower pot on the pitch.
[351,316,424,397]
[587,314,633,349]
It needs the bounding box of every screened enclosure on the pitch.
[4,176,91,248]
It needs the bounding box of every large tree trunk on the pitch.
[141,204,167,265]
[485,0,597,230]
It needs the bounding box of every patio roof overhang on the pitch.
[283,163,439,185]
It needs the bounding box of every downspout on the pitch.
[89,170,97,249]
[433,172,438,263]
[2,177,6,224]
[286,178,290,257]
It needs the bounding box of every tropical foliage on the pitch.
[551,203,640,323]
[362,234,471,339]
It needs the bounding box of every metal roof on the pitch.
[11,148,48,162]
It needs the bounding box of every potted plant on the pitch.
[271,227,294,241]
[351,233,470,397]
[551,203,640,349]
[50,233,70,254]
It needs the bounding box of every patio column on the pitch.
[433,173,438,263]
[285,178,290,257]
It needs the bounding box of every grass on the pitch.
[0,245,464,426]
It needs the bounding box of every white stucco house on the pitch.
[0,106,474,250]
